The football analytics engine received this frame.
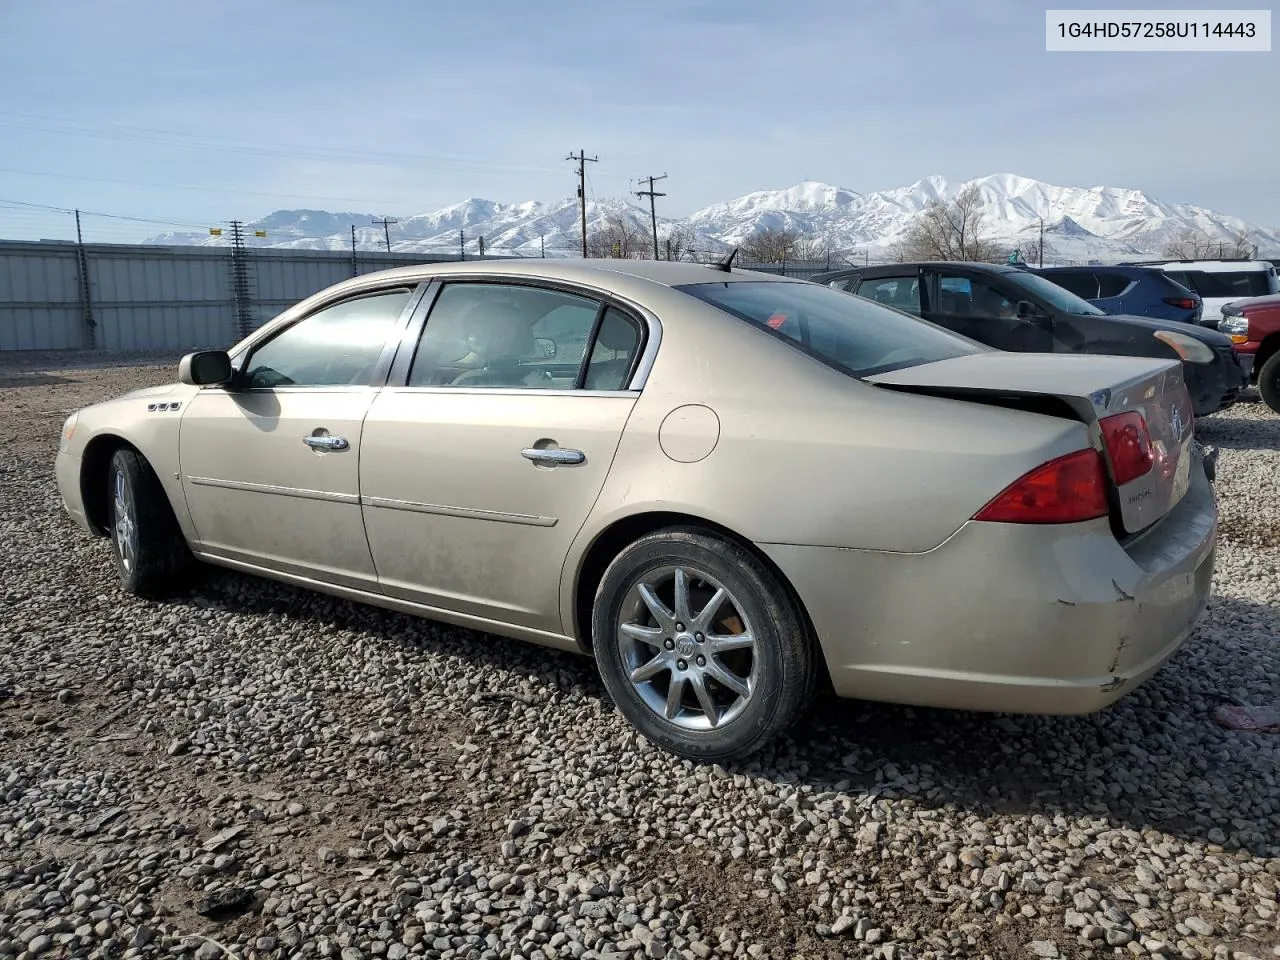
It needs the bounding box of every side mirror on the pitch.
[178,350,233,386]
[534,337,556,359]
[1015,300,1049,323]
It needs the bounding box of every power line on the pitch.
[634,173,668,260]
[566,150,598,258]
[0,111,567,176]
[0,197,208,228]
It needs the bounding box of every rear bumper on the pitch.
[760,454,1217,715]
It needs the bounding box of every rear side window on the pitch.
[1182,270,1273,298]
[675,280,980,378]
[1045,271,1099,299]
[1096,274,1133,298]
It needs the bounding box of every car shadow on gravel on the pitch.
[181,571,1279,860]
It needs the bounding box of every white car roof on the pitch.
[1145,260,1275,273]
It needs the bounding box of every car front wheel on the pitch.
[107,448,193,598]
[591,527,817,762]
[1257,351,1280,415]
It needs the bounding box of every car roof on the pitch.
[336,257,809,291]
[1122,259,1274,272]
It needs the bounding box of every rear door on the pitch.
[921,267,1054,351]
[358,280,648,635]
[178,285,421,589]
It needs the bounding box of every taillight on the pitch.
[1100,411,1154,485]
[1163,297,1198,310]
[973,449,1108,524]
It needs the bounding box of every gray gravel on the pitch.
[1,355,1277,960]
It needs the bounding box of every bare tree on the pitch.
[658,223,696,261]
[741,226,805,262]
[790,234,833,263]
[1161,229,1218,259]
[582,211,649,259]
[891,185,1001,262]
[1161,227,1257,260]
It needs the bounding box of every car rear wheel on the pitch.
[107,448,193,598]
[1257,351,1280,415]
[591,527,816,762]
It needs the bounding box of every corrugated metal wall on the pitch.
[0,241,496,352]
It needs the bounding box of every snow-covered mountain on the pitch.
[147,173,1280,262]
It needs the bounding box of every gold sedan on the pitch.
[55,259,1217,760]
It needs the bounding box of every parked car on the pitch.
[56,260,1216,762]
[1218,292,1280,412]
[811,261,1248,417]
[1030,265,1202,325]
[1121,259,1280,328]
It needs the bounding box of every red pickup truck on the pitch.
[1219,293,1280,413]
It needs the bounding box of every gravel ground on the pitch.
[1,351,1277,960]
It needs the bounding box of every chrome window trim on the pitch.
[392,272,663,393]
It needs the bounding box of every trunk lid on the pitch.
[867,353,1196,535]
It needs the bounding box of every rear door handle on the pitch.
[303,435,350,451]
[521,447,585,466]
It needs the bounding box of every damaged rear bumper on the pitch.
[758,450,1218,716]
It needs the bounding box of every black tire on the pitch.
[106,448,193,598]
[1257,351,1280,415]
[591,526,817,762]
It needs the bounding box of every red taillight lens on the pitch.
[973,449,1109,524]
[1163,297,1198,310]
[1100,411,1154,485]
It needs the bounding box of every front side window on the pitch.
[408,282,642,390]
[928,272,1020,321]
[242,288,413,388]
[1002,270,1107,316]
[675,280,980,378]
[855,275,920,315]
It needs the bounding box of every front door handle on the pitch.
[521,447,585,466]
[303,434,350,451]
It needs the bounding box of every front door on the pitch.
[179,286,418,590]
[359,280,648,636]
[921,268,1054,352]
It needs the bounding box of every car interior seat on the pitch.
[449,303,536,386]
[583,313,640,390]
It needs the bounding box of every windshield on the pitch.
[1007,270,1107,315]
[675,280,983,378]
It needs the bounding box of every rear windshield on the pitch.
[1182,270,1275,299]
[675,280,982,377]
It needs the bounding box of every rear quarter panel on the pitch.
[561,288,1093,625]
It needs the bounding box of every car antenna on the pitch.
[711,247,738,272]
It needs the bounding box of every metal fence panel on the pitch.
[0,247,86,350]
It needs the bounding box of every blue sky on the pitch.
[0,0,1276,242]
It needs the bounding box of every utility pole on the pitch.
[459,229,465,261]
[228,220,255,339]
[540,234,545,258]
[350,225,358,277]
[73,209,95,347]
[634,173,667,260]
[1039,217,1045,268]
[478,235,485,257]
[566,149,598,257]
[372,216,397,253]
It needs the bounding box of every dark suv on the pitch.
[1030,265,1202,325]
[810,261,1248,417]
